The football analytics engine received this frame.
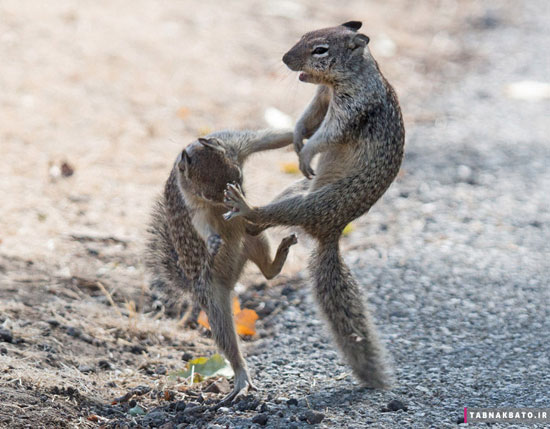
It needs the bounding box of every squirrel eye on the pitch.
[312,46,329,56]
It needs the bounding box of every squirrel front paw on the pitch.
[279,233,298,251]
[293,135,304,155]
[223,183,251,220]
[298,146,315,179]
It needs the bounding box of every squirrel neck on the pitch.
[329,53,385,107]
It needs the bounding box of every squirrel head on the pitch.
[282,21,370,85]
[177,137,242,203]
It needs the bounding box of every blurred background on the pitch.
[1,0,478,265]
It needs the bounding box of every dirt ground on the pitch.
[0,0,504,427]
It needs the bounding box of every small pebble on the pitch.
[252,413,269,426]
[61,161,75,177]
[381,399,408,412]
[78,365,94,373]
[128,405,145,416]
[0,328,13,343]
[183,402,202,414]
[128,344,147,354]
[174,401,186,412]
[286,398,298,407]
[66,326,81,338]
[98,360,112,370]
[205,377,230,394]
[305,410,325,424]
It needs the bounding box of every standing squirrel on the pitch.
[224,21,405,389]
[146,129,298,403]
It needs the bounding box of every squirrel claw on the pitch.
[212,371,256,409]
[223,210,238,221]
[223,183,251,218]
[300,163,315,179]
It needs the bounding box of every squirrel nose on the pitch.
[282,51,301,71]
[282,52,290,65]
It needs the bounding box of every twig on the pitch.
[96,282,123,318]
[189,365,195,386]
[69,233,128,247]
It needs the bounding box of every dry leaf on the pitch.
[197,310,209,330]
[234,309,259,336]
[198,297,258,336]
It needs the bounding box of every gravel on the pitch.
[0,328,13,343]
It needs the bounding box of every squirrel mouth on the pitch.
[299,72,310,82]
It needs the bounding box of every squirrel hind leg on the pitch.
[202,286,257,404]
[182,301,202,329]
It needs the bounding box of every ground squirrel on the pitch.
[146,129,298,403]
[224,22,405,389]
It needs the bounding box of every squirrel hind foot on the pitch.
[213,369,257,408]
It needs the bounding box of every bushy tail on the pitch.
[310,238,393,389]
[144,196,188,316]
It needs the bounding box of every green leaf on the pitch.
[170,354,234,379]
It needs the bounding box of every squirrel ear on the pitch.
[178,150,190,171]
[341,21,362,31]
[349,33,370,50]
[198,137,226,153]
